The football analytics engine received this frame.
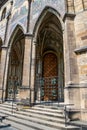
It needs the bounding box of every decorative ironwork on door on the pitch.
[35,53,64,102]
[36,76,64,102]
[7,76,21,101]
[40,76,58,101]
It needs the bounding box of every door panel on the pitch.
[42,53,58,101]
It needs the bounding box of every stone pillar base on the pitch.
[0,89,2,103]
[68,109,81,121]
[17,88,31,106]
[81,111,87,121]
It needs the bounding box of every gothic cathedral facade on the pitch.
[0,0,87,121]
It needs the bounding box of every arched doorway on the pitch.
[35,10,64,102]
[6,28,25,101]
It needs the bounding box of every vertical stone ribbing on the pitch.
[67,0,75,13]
[64,14,80,112]
[66,0,87,13]
[84,0,87,9]
[20,35,32,101]
[30,39,36,104]
[74,0,85,12]
[64,14,78,85]
[0,47,8,102]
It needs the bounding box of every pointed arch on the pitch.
[33,6,64,39]
[33,6,65,102]
[6,24,25,100]
[8,24,25,51]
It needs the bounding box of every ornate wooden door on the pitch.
[42,53,58,101]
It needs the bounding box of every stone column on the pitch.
[36,59,42,102]
[63,13,80,113]
[30,38,36,104]
[20,34,32,103]
[0,46,9,102]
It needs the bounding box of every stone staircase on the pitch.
[0,102,80,130]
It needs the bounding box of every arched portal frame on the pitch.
[32,6,65,103]
[33,6,64,41]
[8,24,25,52]
[3,25,25,101]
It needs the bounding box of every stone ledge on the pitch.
[24,33,33,38]
[20,86,30,89]
[74,46,87,54]
[67,108,81,112]
[65,83,87,89]
[70,120,87,129]
[1,45,8,49]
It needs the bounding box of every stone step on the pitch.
[0,105,64,118]
[4,101,17,106]
[22,108,64,118]
[0,108,64,124]
[0,109,65,129]
[1,102,63,114]
[32,105,63,113]
[0,102,80,130]
[3,101,64,109]
[0,104,63,114]
[0,111,61,130]
[0,110,79,130]
[0,105,65,124]
[0,110,64,124]
[1,102,16,108]
[34,103,64,109]
[0,108,64,123]
[3,120,40,130]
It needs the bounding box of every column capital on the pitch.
[1,45,8,49]
[63,13,76,22]
[24,33,33,39]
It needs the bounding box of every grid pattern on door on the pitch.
[42,53,58,101]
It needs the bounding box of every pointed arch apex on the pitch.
[8,24,24,51]
[33,6,64,39]
[11,24,25,35]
